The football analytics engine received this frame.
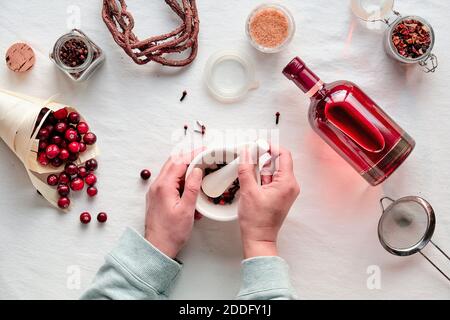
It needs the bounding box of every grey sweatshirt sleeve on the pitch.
[237,256,297,300]
[81,228,181,300]
[81,228,296,300]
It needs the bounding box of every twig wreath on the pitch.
[102,0,199,67]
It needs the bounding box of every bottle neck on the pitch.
[282,57,324,98]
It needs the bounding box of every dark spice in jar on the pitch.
[392,19,432,59]
[204,164,240,205]
[59,38,89,67]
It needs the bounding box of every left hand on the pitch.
[145,152,203,258]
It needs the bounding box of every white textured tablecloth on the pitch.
[0,0,449,299]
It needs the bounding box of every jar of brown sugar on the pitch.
[50,29,105,82]
[246,3,295,53]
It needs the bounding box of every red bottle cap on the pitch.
[282,57,321,94]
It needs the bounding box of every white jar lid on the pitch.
[351,0,394,22]
[204,50,259,103]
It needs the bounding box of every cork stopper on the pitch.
[5,43,35,73]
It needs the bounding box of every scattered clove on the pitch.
[275,112,280,125]
[180,90,188,102]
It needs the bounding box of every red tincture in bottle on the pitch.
[283,57,415,186]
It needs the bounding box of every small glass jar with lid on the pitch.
[351,0,437,73]
[50,29,105,82]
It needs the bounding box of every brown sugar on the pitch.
[249,8,289,48]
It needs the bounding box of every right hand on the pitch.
[237,146,300,259]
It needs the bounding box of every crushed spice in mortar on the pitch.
[204,164,240,205]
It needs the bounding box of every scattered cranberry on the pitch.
[140,169,151,180]
[59,172,71,184]
[87,186,98,197]
[97,212,107,223]
[47,174,59,186]
[68,141,81,153]
[80,212,91,224]
[50,135,63,145]
[68,112,80,124]
[57,197,70,209]
[59,149,70,160]
[70,177,84,191]
[57,184,70,197]
[83,132,97,145]
[53,108,68,120]
[65,128,78,142]
[78,166,88,178]
[38,127,50,140]
[50,157,63,168]
[65,162,79,176]
[85,158,98,171]
[45,144,60,159]
[77,122,89,135]
[38,152,49,166]
[85,173,97,186]
[55,122,68,133]
[79,142,87,153]
[38,140,48,151]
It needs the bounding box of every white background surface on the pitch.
[0,0,449,299]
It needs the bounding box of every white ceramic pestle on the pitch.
[201,140,270,198]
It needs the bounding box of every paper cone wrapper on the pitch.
[0,88,99,209]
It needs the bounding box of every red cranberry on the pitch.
[38,152,49,166]
[59,140,68,149]
[57,184,70,197]
[83,132,97,145]
[57,197,70,209]
[53,108,68,120]
[76,122,89,135]
[59,149,70,160]
[79,142,87,153]
[80,212,91,224]
[85,173,97,186]
[65,162,79,176]
[78,166,88,178]
[59,172,71,184]
[140,169,151,180]
[70,177,84,191]
[55,122,68,133]
[38,127,50,140]
[68,112,80,124]
[97,212,107,223]
[68,152,79,162]
[68,141,80,153]
[46,112,56,124]
[85,159,98,171]
[38,140,48,151]
[45,144,60,159]
[65,128,78,142]
[45,124,54,134]
[51,135,63,145]
[87,186,98,197]
[50,157,63,168]
[47,174,59,186]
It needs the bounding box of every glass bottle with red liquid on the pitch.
[283,57,415,186]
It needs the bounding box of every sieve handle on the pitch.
[419,247,450,282]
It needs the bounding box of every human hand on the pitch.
[238,146,300,259]
[145,152,203,259]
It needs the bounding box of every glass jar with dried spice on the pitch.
[50,29,105,82]
[351,0,437,73]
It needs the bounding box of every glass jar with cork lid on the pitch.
[351,0,437,73]
[50,29,105,82]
